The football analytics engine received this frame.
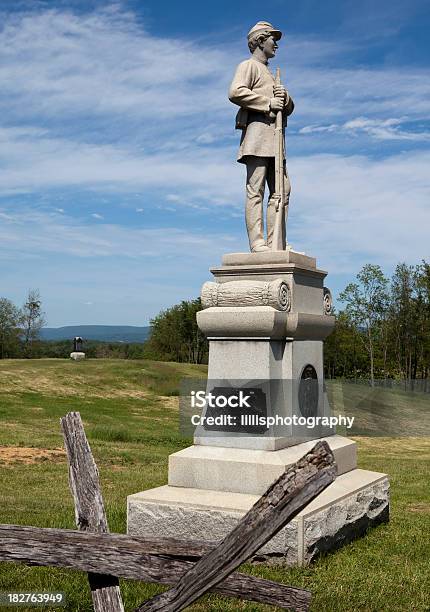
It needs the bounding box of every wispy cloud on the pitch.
[0,125,242,205]
[1,146,428,273]
[1,5,429,150]
[289,150,430,272]
[0,207,239,259]
[285,64,430,126]
[0,6,231,129]
[300,117,430,141]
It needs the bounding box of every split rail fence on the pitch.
[0,412,337,611]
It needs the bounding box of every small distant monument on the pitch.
[70,337,85,361]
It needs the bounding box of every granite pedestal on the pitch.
[128,468,389,564]
[127,251,389,563]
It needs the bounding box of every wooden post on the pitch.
[61,411,124,612]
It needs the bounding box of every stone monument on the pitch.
[70,336,85,361]
[127,21,389,564]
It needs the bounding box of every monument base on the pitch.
[127,469,389,565]
[70,352,86,361]
[127,249,390,564]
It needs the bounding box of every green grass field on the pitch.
[0,359,429,611]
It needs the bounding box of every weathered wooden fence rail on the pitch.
[0,412,336,611]
[0,524,310,610]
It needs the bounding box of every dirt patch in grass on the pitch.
[0,446,66,465]
[161,396,179,407]
[407,503,430,514]
[112,389,148,399]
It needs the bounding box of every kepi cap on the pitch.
[247,21,282,42]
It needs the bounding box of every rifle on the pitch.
[271,67,287,251]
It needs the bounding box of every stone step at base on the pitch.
[127,469,389,566]
[169,435,357,496]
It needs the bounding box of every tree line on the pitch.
[145,261,430,381]
[325,261,430,384]
[0,290,206,362]
[2,261,429,380]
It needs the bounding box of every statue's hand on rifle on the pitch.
[270,97,284,112]
[273,84,289,108]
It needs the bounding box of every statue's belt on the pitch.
[235,108,275,130]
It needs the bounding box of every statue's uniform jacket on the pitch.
[229,57,294,163]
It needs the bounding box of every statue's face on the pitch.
[262,35,278,59]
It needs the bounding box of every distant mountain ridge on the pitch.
[40,325,150,344]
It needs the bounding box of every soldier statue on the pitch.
[229,21,294,252]
[73,336,83,352]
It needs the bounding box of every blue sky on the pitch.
[0,0,429,326]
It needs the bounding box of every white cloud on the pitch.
[0,211,16,220]
[300,117,430,141]
[299,124,339,135]
[195,132,219,145]
[288,150,430,271]
[0,126,242,205]
[0,207,240,259]
[0,6,428,200]
[343,117,430,141]
[286,65,430,125]
[0,147,428,275]
[91,213,104,219]
[0,6,231,125]
[1,6,429,143]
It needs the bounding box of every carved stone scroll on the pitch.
[201,279,291,312]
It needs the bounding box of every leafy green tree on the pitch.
[324,260,430,383]
[0,298,21,358]
[144,299,208,364]
[414,260,430,382]
[389,263,418,380]
[324,311,368,379]
[339,264,388,385]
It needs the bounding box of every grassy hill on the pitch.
[0,359,429,611]
[40,325,150,343]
